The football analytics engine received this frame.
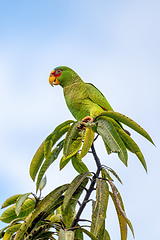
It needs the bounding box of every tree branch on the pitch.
[70,142,102,228]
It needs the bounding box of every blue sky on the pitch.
[0,0,160,239]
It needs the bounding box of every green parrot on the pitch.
[49,66,115,122]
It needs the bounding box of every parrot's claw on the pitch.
[77,116,94,130]
[81,116,94,123]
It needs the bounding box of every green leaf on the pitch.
[58,229,74,240]
[94,220,105,240]
[97,118,119,152]
[67,137,82,159]
[36,140,64,192]
[99,111,154,145]
[62,178,88,229]
[60,137,82,170]
[63,172,89,210]
[80,228,98,240]
[49,214,61,223]
[79,126,95,159]
[59,155,72,171]
[71,154,89,174]
[109,191,127,240]
[101,168,113,181]
[91,179,109,238]
[104,141,112,155]
[23,223,53,240]
[39,184,69,213]
[103,229,111,240]
[0,221,23,239]
[15,193,31,216]
[74,226,84,240]
[0,225,10,238]
[15,184,69,240]
[109,180,135,239]
[97,118,128,165]
[92,200,96,213]
[33,233,54,240]
[30,140,45,181]
[118,128,147,172]
[44,120,74,158]
[0,199,35,223]
[43,196,64,219]
[2,223,21,240]
[102,167,123,184]
[39,175,47,191]
[1,194,22,209]
[35,231,55,239]
[63,121,82,157]
[30,121,74,182]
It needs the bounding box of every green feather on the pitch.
[85,83,113,111]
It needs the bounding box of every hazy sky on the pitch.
[0,1,160,239]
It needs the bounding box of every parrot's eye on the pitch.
[55,69,62,74]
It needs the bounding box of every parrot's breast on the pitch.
[63,82,103,121]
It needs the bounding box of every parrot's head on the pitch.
[49,66,81,88]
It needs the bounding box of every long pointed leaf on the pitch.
[80,126,95,159]
[44,120,74,158]
[91,179,109,237]
[30,121,73,181]
[59,155,72,171]
[43,196,64,219]
[0,225,10,237]
[1,195,22,209]
[118,128,147,172]
[102,167,123,184]
[63,121,81,157]
[63,172,89,210]
[74,225,84,240]
[80,228,98,240]
[3,223,21,240]
[97,118,128,165]
[99,111,154,145]
[104,141,112,155]
[109,180,135,239]
[30,141,45,181]
[36,140,64,192]
[71,154,89,174]
[49,214,61,223]
[109,192,127,240]
[39,175,47,191]
[62,178,88,228]
[15,193,31,216]
[103,229,111,240]
[60,137,82,170]
[101,168,113,181]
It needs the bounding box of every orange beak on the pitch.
[49,70,60,86]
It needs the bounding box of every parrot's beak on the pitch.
[49,70,60,86]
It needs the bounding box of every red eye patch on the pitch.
[53,69,63,77]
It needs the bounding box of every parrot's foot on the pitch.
[81,116,94,123]
[77,116,94,130]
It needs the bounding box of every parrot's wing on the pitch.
[85,83,113,111]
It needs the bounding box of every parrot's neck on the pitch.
[60,73,83,88]
[63,81,85,93]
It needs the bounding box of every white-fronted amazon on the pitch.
[49,66,115,121]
